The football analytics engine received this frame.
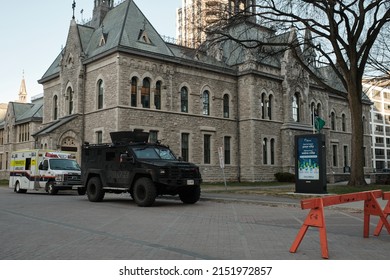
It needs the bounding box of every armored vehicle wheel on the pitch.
[179,185,201,204]
[14,181,27,193]
[87,177,105,202]
[133,178,157,207]
[47,184,58,195]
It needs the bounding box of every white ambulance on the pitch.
[9,149,85,195]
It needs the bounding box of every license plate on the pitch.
[187,180,194,185]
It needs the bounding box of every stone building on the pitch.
[0,78,43,179]
[27,0,372,182]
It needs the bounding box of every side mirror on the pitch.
[39,162,43,170]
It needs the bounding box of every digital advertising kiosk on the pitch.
[295,134,327,194]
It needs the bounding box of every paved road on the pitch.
[0,186,389,260]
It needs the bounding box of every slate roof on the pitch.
[41,0,175,81]
[85,0,174,58]
[40,52,62,82]
[0,99,43,129]
[32,115,78,137]
[14,101,43,125]
[40,0,232,82]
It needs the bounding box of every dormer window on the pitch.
[138,29,152,44]
[99,33,108,47]
[98,24,108,47]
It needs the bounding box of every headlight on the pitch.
[55,174,64,182]
[160,169,167,176]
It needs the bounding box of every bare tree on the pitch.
[204,0,390,186]
[366,25,390,78]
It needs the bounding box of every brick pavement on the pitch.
[0,187,389,260]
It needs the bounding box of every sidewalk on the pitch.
[201,183,389,211]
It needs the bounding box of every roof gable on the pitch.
[85,0,173,58]
[13,101,43,124]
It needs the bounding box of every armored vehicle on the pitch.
[81,131,202,207]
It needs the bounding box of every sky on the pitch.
[0,0,182,104]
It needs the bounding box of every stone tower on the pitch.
[91,0,114,28]
[18,74,28,103]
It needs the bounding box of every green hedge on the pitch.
[0,180,9,186]
[274,172,295,183]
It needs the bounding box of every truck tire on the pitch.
[179,185,201,204]
[133,178,157,207]
[14,181,27,194]
[47,184,58,195]
[87,177,105,202]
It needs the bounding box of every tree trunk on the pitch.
[347,83,367,187]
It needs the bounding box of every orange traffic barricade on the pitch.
[374,192,390,236]
[290,190,390,259]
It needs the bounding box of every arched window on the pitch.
[341,114,346,132]
[263,138,268,164]
[311,102,316,125]
[181,133,189,162]
[141,78,150,108]
[67,56,73,66]
[204,134,211,164]
[331,111,336,130]
[131,77,137,107]
[181,87,188,113]
[317,103,321,118]
[362,116,366,134]
[224,136,231,164]
[223,94,229,118]
[67,87,73,115]
[97,80,104,109]
[155,81,161,110]
[267,94,273,120]
[270,138,275,165]
[53,95,58,121]
[261,92,266,119]
[292,93,300,122]
[311,102,322,121]
[202,90,210,116]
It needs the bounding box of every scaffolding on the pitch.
[177,0,256,48]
